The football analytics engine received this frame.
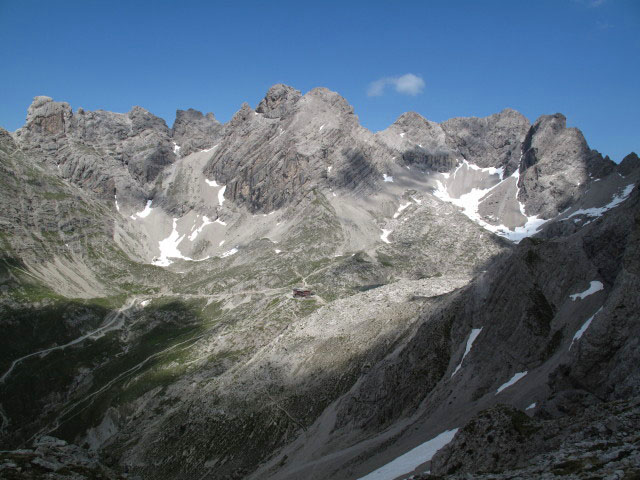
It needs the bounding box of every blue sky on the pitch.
[0,0,638,161]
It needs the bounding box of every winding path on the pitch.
[0,296,139,384]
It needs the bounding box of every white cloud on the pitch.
[367,73,425,97]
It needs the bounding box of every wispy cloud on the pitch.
[367,73,425,97]
[572,0,607,7]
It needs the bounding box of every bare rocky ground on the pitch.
[0,86,638,479]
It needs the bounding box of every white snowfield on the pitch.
[152,218,193,266]
[205,179,219,187]
[570,307,603,350]
[383,174,394,183]
[565,184,635,221]
[380,229,392,244]
[434,164,547,243]
[218,185,226,206]
[570,280,604,301]
[451,327,483,377]
[496,371,528,394]
[357,428,459,480]
[130,200,153,220]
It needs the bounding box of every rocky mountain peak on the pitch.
[518,113,616,217]
[302,87,355,116]
[127,105,169,135]
[255,83,301,118]
[619,152,640,176]
[23,95,73,136]
[171,108,222,156]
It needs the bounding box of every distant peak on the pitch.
[175,108,218,123]
[303,87,354,115]
[24,96,72,135]
[256,84,301,118]
[29,95,54,109]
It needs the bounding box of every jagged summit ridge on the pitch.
[7,85,631,222]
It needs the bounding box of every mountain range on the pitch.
[0,84,638,479]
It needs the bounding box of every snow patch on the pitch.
[526,402,536,410]
[319,124,325,131]
[114,195,120,212]
[219,240,225,246]
[215,218,227,226]
[451,327,483,377]
[496,371,528,394]
[357,429,459,480]
[130,200,153,220]
[274,249,282,254]
[140,300,150,307]
[173,142,181,154]
[570,281,604,301]
[464,160,505,180]
[383,174,394,183]
[393,202,412,219]
[202,144,218,153]
[218,185,226,206]
[188,216,214,242]
[380,229,392,244]
[399,132,406,138]
[327,165,332,173]
[152,218,192,267]
[220,247,238,258]
[434,168,547,243]
[565,184,635,221]
[205,179,219,187]
[570,307,603,349]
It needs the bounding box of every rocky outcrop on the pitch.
[204,86,382,212]
[429,399,640,479]
[171,108,222,156]
[255,84,302,119]
[618,152,640,177]
[14,97,176,205]
[518,114,616,217]
[442,108,530,175]
[0,436,125,479]
[376,112,458,172]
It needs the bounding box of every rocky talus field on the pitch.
[0,85,638,479]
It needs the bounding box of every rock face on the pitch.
[14,96,176,206]
[255,83,302,118]
[171,108,222,156]
[442,108,530,175]
[203,86,382,212]
[376,112,459,172]
[429,400,640,479]
[518,113,615,217]
[0,435,125,479]
[618,152,640,177]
